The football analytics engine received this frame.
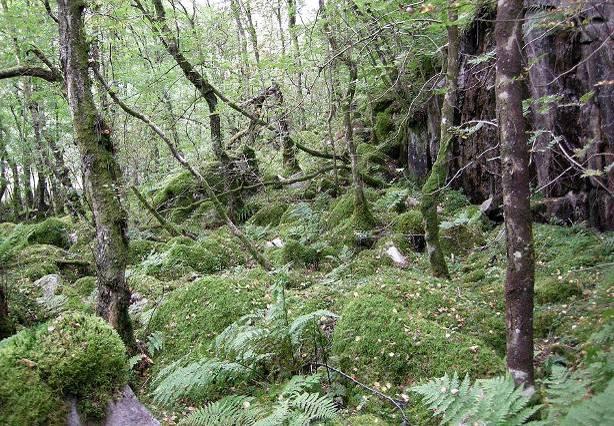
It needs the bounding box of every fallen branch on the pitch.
[308,362,409,424]
[130,185,196,240]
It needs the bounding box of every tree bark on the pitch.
[57,0,136,352]
[420,1,459,280]
[287,0,306,129]
[343,59,374,227]
[495,0,535,390]
[0,269,14,339]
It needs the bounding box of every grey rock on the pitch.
[34,274,61,298]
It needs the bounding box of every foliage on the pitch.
[332,295,502,385]
[180,374,337,425]
[151,275,337,405]
[0,313,128,423]
[411,373,541,425]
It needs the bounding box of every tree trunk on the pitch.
[230,0,250,97]
[242,0,260,66]
[419,1,459,280]
[495,0,535,390]
[57,0,136,352]
[343,60,374,228]
[9,160,22,216]
[287,0,306,129]
[0,269,14,339]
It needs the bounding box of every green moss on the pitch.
[0,222,16,239]
[28,218,70,249]
[0,313,128,423]
[128,239,159,265]
[72,276,97,298]
[535,275,584,304]
[332,295,502,385]
[62,276,97,312]
[282,239,320,267]
[339,414,390,425]
[0,329,66,426]
[440,190,470,215]
[36,313,128,418]
[148,273,266,374]
[0,218,70,263]
[139,232,244,279]
[325,193,357,230]
[374,110,394,142]
[249,203,289,227]
[152,171,198,209]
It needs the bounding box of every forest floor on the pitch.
[0,172,612,425]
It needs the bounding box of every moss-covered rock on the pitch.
[0,312,128,423]
[282,239,320,267]
[394,209,425,252]
[249,203,289,227]
[374,110,394,142]
[148,273,266,373]
[0,218,70,263]
[152,171,198,209]
[332,295,502,385]
[0,329,66,426]
[36,313,128,418]
[535,275,584,305]
[128,239,159,265]
[0,221,16,239]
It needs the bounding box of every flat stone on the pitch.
[386,245,409,268]
[104,386,160,426]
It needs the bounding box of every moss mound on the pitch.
[282,239,321,267]
[0,312,128,423]
[152,171,198,209]
[249,203,289,227]
[0,218,71,262]
[148,273,267,372]
[128,239,159,265]
[332,295,502,385]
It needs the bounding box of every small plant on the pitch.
[151,273,337,405]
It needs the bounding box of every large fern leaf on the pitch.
[180,395,261,426]
[560,379,614,426]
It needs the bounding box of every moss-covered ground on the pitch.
[1,176,611,425]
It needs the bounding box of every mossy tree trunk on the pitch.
[9,159,22,217]
[287,0,306,130]
[343,60,374,227]
[495,0,535,390]
[57,0,136,352]
[419,1,459,280]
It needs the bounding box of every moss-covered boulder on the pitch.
[282,239,321,267]
[151,171,199,209]
[249,202,289,227]
[128,239,159,265]
[374,110,394,143]
[332,295,502,385]
[0,218,71,262]
[0,312,128,423]
[394,209,425,252]
[148,273,267,373]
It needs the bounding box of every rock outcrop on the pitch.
[404,0,613,230]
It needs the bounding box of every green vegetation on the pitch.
[0,313,127,423]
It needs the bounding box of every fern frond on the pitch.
[253,399,291,426]
[290,392,338,422]
[180,395,260,426]
[543,365,590,420]
[280,374,322,399]
[288,310,338,346]
[560,379,614,426]
[412,373,540,425]
[152,359,253,405]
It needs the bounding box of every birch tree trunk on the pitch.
[495,0,535,390]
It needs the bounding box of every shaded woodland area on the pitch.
[0,0,612,425]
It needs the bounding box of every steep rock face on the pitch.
[407,1,613,230]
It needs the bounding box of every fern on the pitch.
[290,392,338,423]
[180,396,262,426]
[412,373,541,425]
[560,379,614,426]
[152,359,254,404]
[542,365,590,421]
[180,374,337,425]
